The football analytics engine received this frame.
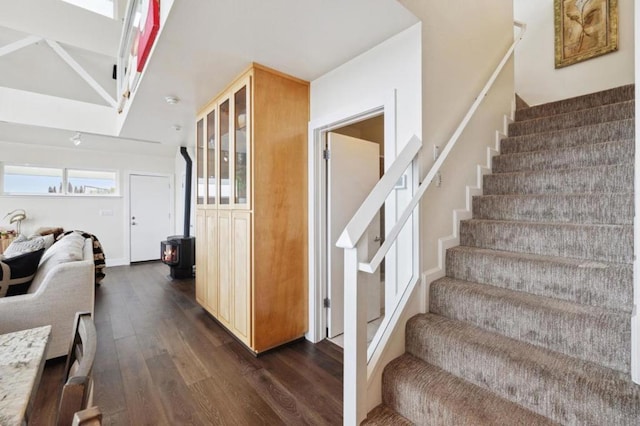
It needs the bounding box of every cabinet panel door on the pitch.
[217,211,233,328]
[195,209,207,306]
[205,210,218,315]
[232,211,251,345]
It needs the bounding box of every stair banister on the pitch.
[341,21,526,426]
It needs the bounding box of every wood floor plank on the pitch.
[261,350,343,424]
[154,317,210,385]
[145,353,209,425]
[92,366,127,417]
[244,367,327,425]
[33,262,344,425]
[115,335,171,426]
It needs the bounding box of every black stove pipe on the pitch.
[180,147,192,238]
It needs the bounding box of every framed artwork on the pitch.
[554,0,618,68]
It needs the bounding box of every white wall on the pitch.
[514,0,634,106]
[0,140,177,265]
[311,23,422,147]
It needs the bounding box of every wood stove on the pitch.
[161,236,195,278]
[162,147,196,279]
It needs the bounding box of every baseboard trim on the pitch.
[106,258,128,267]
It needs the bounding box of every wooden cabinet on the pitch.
[194,63,309,353]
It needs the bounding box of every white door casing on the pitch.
[327,132,381,338]
[130,174,172,262]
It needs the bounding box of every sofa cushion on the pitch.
[39,232,85,267]
[0,248,45,297]
[3,234,48,259]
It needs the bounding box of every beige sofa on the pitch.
[0,233,95,359]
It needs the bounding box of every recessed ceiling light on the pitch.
[165,96,180,105]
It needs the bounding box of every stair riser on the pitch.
[492,140,633,173]
[460,221,633,263]
[472,194,633,225]
[429,279,631,372]
[483,165,633,195]
[500,119,634,155]
[406,315,640,425]
[509,101,634,137]
[515,85,634,121]
[446,248,633,313]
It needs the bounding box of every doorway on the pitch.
[129,174,172,262]
[325,115,386,345]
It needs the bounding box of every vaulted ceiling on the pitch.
[0,0,418,154]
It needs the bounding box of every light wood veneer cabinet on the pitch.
[195,64,309,353]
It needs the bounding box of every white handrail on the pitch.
[342,21,527,426]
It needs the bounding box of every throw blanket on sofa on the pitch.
[60,231,106,285]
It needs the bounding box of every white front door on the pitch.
[327,132,381,338]
[130,174,172,262]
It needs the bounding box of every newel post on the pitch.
[343,243,367,425]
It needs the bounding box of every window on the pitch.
[2,165,118,196]
[3,166,63,195]
[60,0,115,18]
[67,169,117,195]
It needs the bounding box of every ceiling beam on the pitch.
[45,39,117,108]
[0,35,42,58]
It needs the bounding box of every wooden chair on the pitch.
[56,312,97,426]
[72,406,102,426]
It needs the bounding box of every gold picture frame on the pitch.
[554,0,618,68]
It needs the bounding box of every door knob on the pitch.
[374,236,382,242]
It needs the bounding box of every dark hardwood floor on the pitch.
[30,262,343,425]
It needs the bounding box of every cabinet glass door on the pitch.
[219,99,230,205]
[234,85,249,206]
[206,109,217,204]
[196,119,205,205]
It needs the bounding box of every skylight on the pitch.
[61,0,115,18]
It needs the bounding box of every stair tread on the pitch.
[504,118,633,141]
[407,313,640,424]
[432,276,628,318]
[362,405,413,426]
[487,162,632,178]
[492,139,634,172]
[515,99,635,126]
[448,245,632,268]
[446,245,634,313]
[510,100,635,137]
[381,354,558,426]
[483,163,632,196]
[409,313,638,388]
[430,277,630,371]
[515,85,634,121]
[462,217,632,230]
[500,119,634,155]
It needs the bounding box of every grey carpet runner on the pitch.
[363,85,639,425]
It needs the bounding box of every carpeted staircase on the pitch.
[364,85,639,425]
